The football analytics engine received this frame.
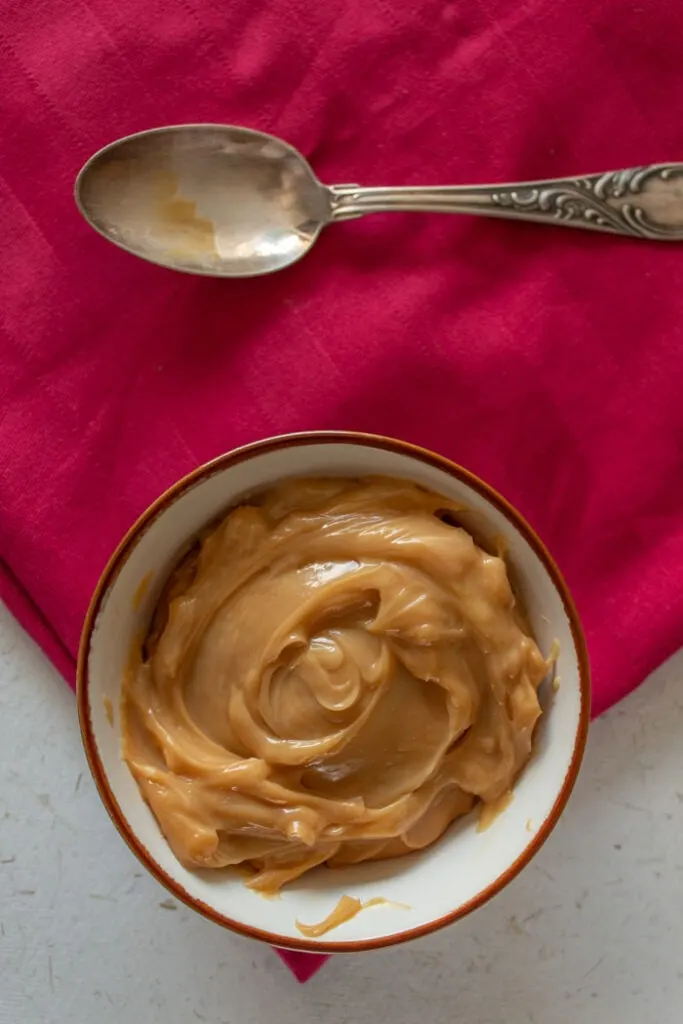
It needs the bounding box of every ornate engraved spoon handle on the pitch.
[329,164,683,239]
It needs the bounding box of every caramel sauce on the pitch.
[477,791,514,832]
[296,895,409,937]
[103,696,114,728]
[122,477,550,893]
[132,571,153,611]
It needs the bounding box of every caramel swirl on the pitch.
[122,477,548,893]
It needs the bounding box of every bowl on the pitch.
[77,432,590,953]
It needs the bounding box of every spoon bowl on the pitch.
[75,125,332,277]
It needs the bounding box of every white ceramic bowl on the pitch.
[78,432,590,953]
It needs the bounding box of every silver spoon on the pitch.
[75,124,683,278]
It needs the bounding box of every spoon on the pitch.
[75,124,683,278]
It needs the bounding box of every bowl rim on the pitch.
[77,430,591,953]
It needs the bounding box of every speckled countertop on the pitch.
[1,599,681,1024]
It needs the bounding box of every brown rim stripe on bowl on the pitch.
[77,431,591,954]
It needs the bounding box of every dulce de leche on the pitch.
[122,477,549,893]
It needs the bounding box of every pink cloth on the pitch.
[2,0,683,982]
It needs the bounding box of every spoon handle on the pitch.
[329,164,683,240]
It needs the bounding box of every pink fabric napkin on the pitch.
[2,0,683,982]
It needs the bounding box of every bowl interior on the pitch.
[82,438,587,951]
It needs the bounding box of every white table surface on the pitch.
[0,599,681,1024]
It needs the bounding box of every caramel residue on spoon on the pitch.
[153,169,217,259]
[296,895,410,938]
[89,160,218,260]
